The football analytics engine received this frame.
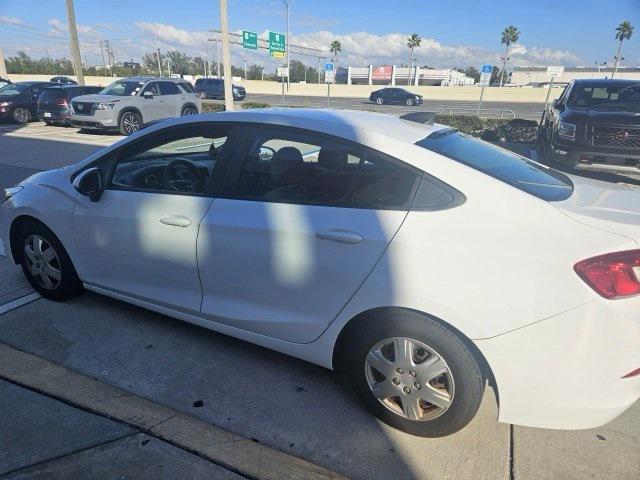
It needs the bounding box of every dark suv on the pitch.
[38,85,103,125]
[194,78,246,100]
[539,78,640,174]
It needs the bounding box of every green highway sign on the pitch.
[269,31,286,58]
[242,31,257,50]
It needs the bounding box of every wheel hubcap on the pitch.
[15,108,29,123]
[123,114,140,134]
[364,337,455,421]
[24,235,61,290]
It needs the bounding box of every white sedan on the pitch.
[1,109,639,437]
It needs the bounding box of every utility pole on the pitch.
[0,48,7,78]
[104,40,113,76]
[65,0,85,85]
[99,40,106,70]
[219,0,234,110]
[283,0,291,90]
[156,48,162,77]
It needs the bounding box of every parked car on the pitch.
[369,88,423,106]
[1,109,639,438]
[194,77,246,101]
[539,78,640,174]
[0,81,54,124]
[69,76,200,135]
[38,85,103,126]
[50,76,78,85]
[0,77,11,89]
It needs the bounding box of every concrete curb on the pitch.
[0,342,347,480]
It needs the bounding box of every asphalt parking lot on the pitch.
[0,121,638,480]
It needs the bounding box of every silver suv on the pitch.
[70,76,201,135]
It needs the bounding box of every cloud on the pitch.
[0,16,27,26]
[134,22,209,47]
[47,18,103,39]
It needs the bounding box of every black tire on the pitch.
[341,310,485,437]
[181,105,198,116]
[406,98,414,106]
[119,110,142,136]
[13,107,32,124]
[375,97,384,105]
[17,220,83,301]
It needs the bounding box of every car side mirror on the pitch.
[143,91,154,99]
[73,167,104,202]
[553,99,564,110]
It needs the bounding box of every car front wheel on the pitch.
[375,97,384,105]
[17,221,83,301]
[341,310,485,437]
[405,98,414,106]
[119,111,142,136]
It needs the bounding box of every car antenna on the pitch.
[399,112,436,125]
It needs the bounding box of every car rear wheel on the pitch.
[341,310,485,437]
[13,107,31,124]
[181,106,198,116]
[17,221,83,301]
[119,111,142,136]
[405,98,414,106]
[375,97,384,105]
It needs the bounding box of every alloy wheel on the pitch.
[364,337,455,421]
[406,98,414,106]
[14,108,31,124]
[376,97,383,105]
[122,112,140,134]
[23,235,62,290]
[182,107,197,116]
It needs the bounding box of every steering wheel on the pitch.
[163,159,198,192]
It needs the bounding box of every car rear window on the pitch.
[416,130,573,201]
[40,88,67,100]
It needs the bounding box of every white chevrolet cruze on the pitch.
[1,109,639,437]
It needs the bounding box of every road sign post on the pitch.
[477,64,493,115]
[544,66,564,106]
[277,67,288,105]
[324,63,335,107]
[242,31,257,50]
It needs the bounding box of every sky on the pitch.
[0,0,639,71]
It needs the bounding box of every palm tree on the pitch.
[406,33,422,85]
[329,40,342,63]
[612,20,634,77]
[499,25,520,87]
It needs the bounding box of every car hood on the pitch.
[563,108,640,126]
[71,94,129,103]
[555,173,640,245]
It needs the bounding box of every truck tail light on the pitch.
[574,250,640,299]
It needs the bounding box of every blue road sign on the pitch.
[325,63,334,71]
[481,64,493,74]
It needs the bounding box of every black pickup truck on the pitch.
[539,78,640,175]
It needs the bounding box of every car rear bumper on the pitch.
[37,109,70,122]
[475,297,640,430]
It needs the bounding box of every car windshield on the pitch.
[0,83,30,96]
[100,80,144,96]
[416,130,573,201]
[567,83,640,112]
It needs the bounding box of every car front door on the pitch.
[197,126,418,343]
[139,82,164,122]
[73,123,235,312]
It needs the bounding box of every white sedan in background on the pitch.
[1,109,639,437]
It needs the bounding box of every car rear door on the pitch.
[197,125,418,343]
[139,82,164,122]
[158,81,183,117]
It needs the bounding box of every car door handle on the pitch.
[316,229,363,244]
[159,215,191,227]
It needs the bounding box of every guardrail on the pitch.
[437,104,516,119]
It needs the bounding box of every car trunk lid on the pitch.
[555,174,640,245]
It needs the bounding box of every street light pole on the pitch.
[283,0,291,91]
[219,0,234,111]
[65,0,85,85]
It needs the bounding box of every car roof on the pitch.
[572,78,640,87]
[152,108,446,144]
[121,76,185,83]
[14,81,54,86]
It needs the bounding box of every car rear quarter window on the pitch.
[416,131,573,201]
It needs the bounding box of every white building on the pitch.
[347,65,474,86]
[511,66,640,86]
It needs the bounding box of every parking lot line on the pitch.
[0,292,40,315]
[0,342,346,480]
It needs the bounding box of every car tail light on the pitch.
[574,250,640,299]
[57,100,68,106]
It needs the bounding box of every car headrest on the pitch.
[317,149,348,171]
[271,146,304,176]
